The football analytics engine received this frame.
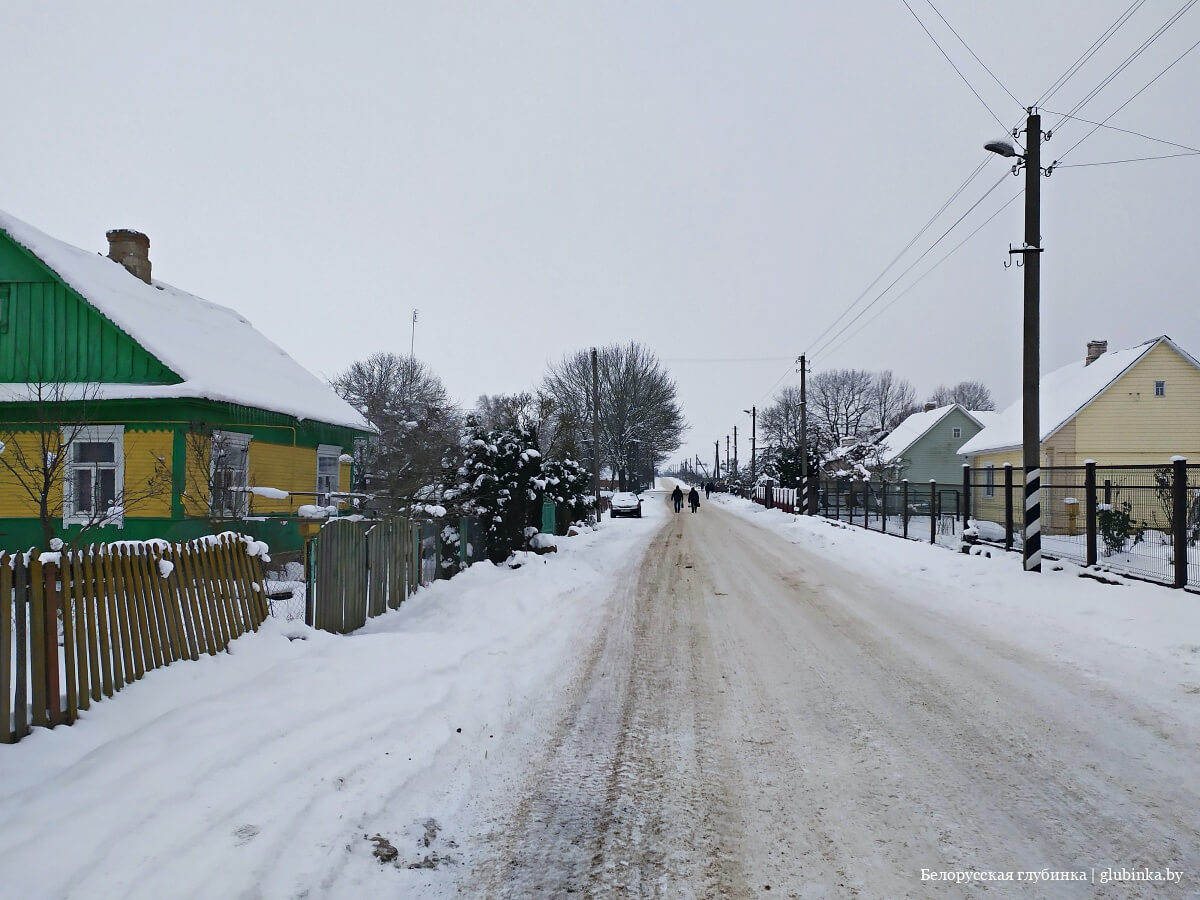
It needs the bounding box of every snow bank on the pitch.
[0,497,667,898]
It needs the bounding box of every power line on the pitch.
[1037,0,1150,108]
[899,0,1012,132]
[808,172,1011,362]
[922,0,1023,110]
[1040,108,1200,153]
[1055,151,1200,168]
[1054,0,1199,130]
[1051,34,1200,167]
[802,158,990,358]
[662,356,795,363]
[815,188,1023,364]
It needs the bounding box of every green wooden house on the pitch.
[0,209,374,552]
[876,403,992,487]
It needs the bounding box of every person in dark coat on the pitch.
[688,486,700,513]
[671,485,684,513]
[704,481,712,499]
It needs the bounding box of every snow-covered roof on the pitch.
[958,336,1198,456]
[0,209,372,433]
[877,404,982,462]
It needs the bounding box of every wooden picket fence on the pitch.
[310,517,422,634]
[309,516,486,634]
[2,535,268,744]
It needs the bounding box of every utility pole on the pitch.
[733,425,738,477]
[591,348,601,518]
[726,435,730,478]
[800,354,810,513]
[715,440,720,481]
[1020,111,1043,573]
[739,405,758,482]
[986,109,1048,572]
[410,309,419,357]
[749,406,756,481]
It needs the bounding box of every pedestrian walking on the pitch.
[688,487,700,513]
[704,481,712,499]
[672,485,684,513]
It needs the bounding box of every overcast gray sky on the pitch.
[3,1,1197,470]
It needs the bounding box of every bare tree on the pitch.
[178,424,266,531]
[0,380,170,549]
[331,353,460,514]
[928,380,995,411]
[808,368,875,449]
[543,342,685,490]
[474,391,577,460]
[759,386,806,448]
[869,370,919,432]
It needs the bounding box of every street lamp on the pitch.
[985,108,1046,573]
[743,407,756,482]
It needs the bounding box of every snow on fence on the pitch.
[753,483,801,513]
[2,535,269,744]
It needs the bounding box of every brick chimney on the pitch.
[1085,340,1108,366]
[923,401,937,412]
[106,229,152,284]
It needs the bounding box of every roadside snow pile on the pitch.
[0,501,666,899]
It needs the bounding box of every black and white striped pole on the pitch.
[987,108,1048,572]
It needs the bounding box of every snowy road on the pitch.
[3,489,1197,899]
[472,491,1200,898]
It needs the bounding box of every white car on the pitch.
[609,491,643,518]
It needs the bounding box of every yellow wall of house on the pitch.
[967,450,1020,529]
[0,431,46,517]
[122,429,173,517]
[0,428,172,518]
[340,460,351,493]
[248,442,317,515]
[1073,342,1200,465]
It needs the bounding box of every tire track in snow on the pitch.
[475,508,750,897]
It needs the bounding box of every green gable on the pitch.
[0,233,180,384]
[891,406,983,487]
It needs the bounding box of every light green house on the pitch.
[876,403,991,488]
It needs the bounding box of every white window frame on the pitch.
[952,426,962,439]
[1154,380,1165,397]
[984,463,995,498]
[63,425,125,527]
[209,431,252,518]
[316,444,342,506]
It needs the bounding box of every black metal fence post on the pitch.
[1084,459,1097,567]
[902,480,909,539]
[1173,456,1188,588]
[882,480,889,533]
[962,465,971,531]
[929,479,937,545]
[1004,464,1014,552]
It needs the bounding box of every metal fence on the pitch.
[963,461,1199,588]
[814,478,964,549]
[753,461,1200,590]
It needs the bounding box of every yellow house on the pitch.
[959,336,1200,531]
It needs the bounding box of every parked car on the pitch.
[712,481,730,493]
[610,491,643,518]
